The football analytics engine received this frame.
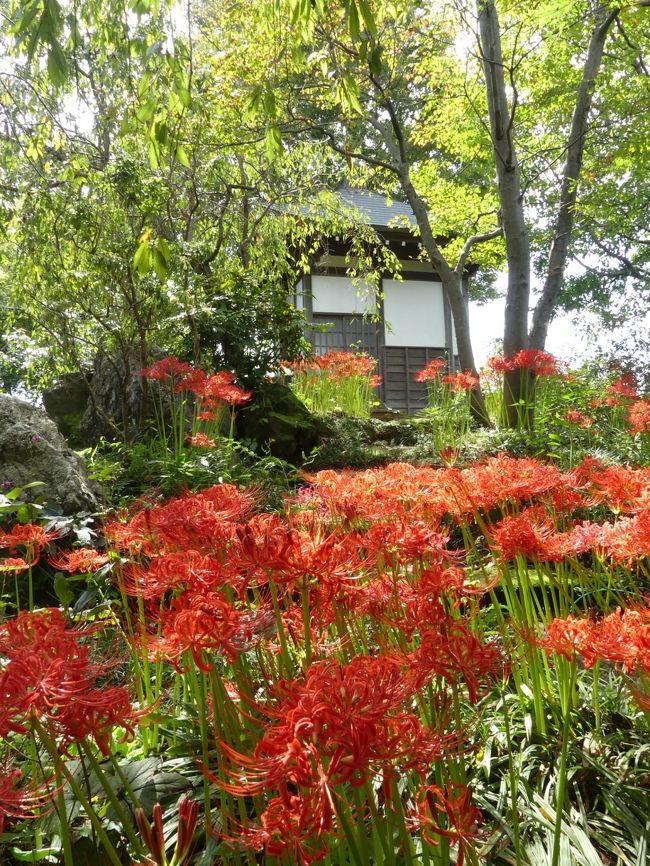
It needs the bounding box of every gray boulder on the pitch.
[42,372,91,443]
[0,394,103,514]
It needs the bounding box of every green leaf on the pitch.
[156,237,171,265]
[136,97,157,123]
[46,40,68,88]
[11,847,60,862]
[10,0,40,41]
[265,125,284,161]
[134,241,151,276]
[357,0,377,37]
[152,248,168,280]
[137,72,152,99]
[369,44,383,76]
[54,573,74,608]
[147,139,160,169]
[175,143,190,168]
[347,0,360,42]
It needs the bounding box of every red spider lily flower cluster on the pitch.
[0,557,30,574]
[628,400,650,435]
[414,357,446,382]
[541,607,650,677]
[48,547,109,573]
[408,783,483,866]
[185,432,215,448]
[487,350,564,376]
[0,608,141,754]
[287,350,378,382]
[0,765,54,835]
[140,356,251,408]
[215,654,484,863]
[441,371,480,391]
[93,447,650,864]
[590,373,640,409]
[564,410,594,429]
[0,523,58,566]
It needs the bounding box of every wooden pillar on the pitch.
[303,273,314,349]
[376,277,387,406]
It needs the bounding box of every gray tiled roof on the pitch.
[337,185,417,228]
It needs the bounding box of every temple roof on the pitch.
[335,184,417,229]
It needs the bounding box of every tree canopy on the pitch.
[1,0,648,422]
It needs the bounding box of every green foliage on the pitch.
[85,435,301,504]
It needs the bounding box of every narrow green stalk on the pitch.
[79,741,145,856]
[186,660,213,837]
[592,660,601,731]
[33,722,124,866]
[502,698,524,865]
[301,579,312,668]
[268,578,292,676]
[551,661,576,866]
[333,793,365,866]
[27,563,33,612]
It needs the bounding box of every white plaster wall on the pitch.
[383,279,446,347]
[311,275,376,315]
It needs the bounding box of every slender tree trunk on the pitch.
[529,5,620,350]
[477,0,531,427]
[398,170,491,426]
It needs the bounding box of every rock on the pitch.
[42,372,91,443]
[0,394,103,514]
[79,348,152,444]
[237,382,324,464]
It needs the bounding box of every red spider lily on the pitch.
[214,653,451,805]
[121,551,233,599]
[486,354,512,373]
[176,367,208,395]
[299,456,580,528]
[105,484,255,556]
[0,765,54,835]
[414,358,446,382]
[408,783,482,866]
[565,410,594,429]
[0,608,141,754]
[487,350,563,376]
[542,607,650,678]
[442,371,480,391]
[0,523,58,565]
[487,507,607,563]
[410,623,503,703]
[140,356,193,382]
[185,432,215,448]
[48,548,109,573]
[628,400,650,435]
[540,615,597,665]
[147,589,261,669]
[0,556,29,573]
[599,512,650,562]
[488,508,558,562]
[289,351,377,381]
[222,788,329,865]
[608,373,638,400]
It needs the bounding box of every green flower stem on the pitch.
[551,660,576,866]
[32,721,124,866]
[78,741,145,856]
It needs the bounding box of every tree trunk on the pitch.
[398,170,491,426]
[529,5,620,350]
[477,0,531,427]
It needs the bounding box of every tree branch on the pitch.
[454,227,503,276]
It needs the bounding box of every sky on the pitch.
[469,297,585,369]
